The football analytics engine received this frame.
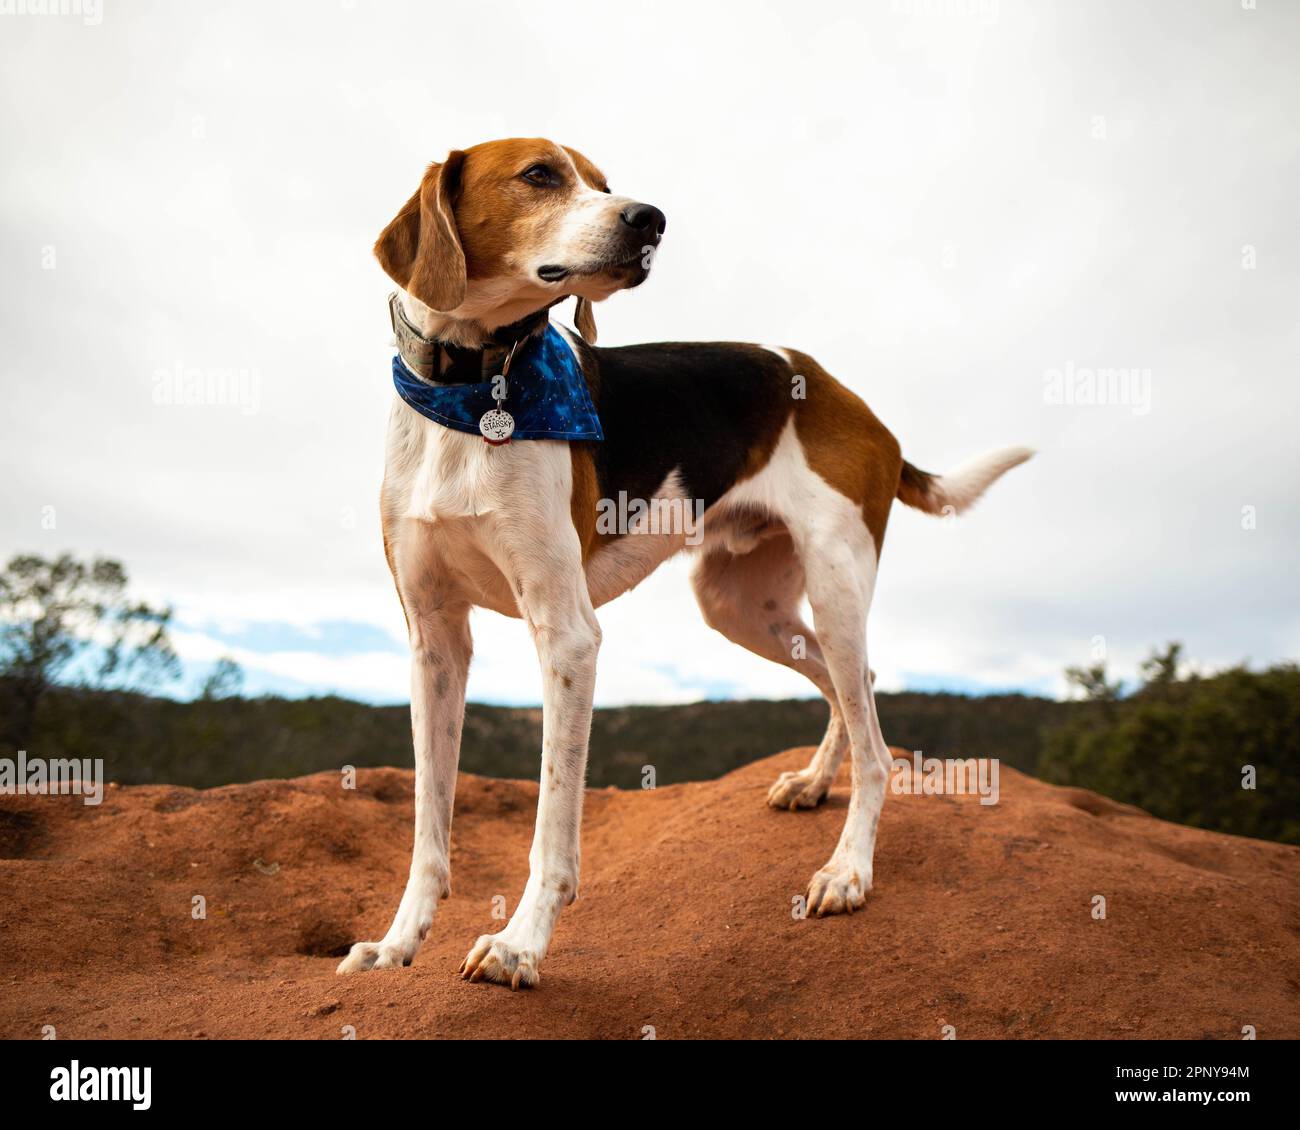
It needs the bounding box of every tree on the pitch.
[1040,650,1300,845]
[0,553,179,749]
[199,656,244,700]
[1063,661,1122,702]
[1139,641,1184,688]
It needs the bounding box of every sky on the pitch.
[1,0,1297,708]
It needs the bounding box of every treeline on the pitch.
[0,680,1060,790]
[5,660,1296,846]
[1038,660,1300,845]
[3,554,1296,846]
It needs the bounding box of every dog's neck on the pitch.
[397,289,559,349]
[391,291,557,383]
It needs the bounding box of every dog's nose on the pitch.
[620,202,666,238]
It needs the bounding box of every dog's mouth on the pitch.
[537,251,652,286]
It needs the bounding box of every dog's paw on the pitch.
[335,940,412,974]
[805,861,870,917]
[767,768,830,811]
[460,933,541,991]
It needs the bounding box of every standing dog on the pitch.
[338,138,1032,988]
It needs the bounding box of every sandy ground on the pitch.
[1,748,1296,1040]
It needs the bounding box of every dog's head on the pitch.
[375,138,665,341]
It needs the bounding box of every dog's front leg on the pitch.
[461,551,599,990]
[338,543,472,973]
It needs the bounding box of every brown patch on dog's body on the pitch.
[569,444,601,561]
[787,349,902,551]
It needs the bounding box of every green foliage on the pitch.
[0,553,178,749]
[4,682,1058,792]
[6,609,1296,848]
[1139,641,1183,687]
[1039,645,1300,845]
[1063,662,1122,702]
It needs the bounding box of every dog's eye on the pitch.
[521,164,555,186]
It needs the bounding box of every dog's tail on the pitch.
[896,445,1034,516]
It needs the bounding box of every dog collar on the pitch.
[389,292,556,383]
[391,309,603,445]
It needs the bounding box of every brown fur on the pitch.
[568,444,601,561]
[374,152,468,312]
[788,350,903,550]
[896,460,938,511]
[376,139,615,314]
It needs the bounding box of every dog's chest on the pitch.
[387,397,571,523]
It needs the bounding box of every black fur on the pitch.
[573,340,795,509]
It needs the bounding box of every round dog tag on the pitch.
[479,407,515,445]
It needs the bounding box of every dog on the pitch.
[337,137,1032,988]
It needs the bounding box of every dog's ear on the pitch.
[374,151,467,312]
[574,296,597,344]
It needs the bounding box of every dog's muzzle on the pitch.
[537,202,666,284]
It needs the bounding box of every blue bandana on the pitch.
[392,325,603,443]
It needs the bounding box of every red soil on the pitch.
[1,749,1296,1039]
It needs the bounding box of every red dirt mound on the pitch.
[1,749,1296,1039]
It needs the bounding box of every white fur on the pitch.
[911,444,1035,516]
[338,374,598,983]
[707,421,889,907]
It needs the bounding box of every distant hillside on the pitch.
[7,666,1297,846]
[0,680,1066,790]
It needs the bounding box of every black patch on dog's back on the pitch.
[575,341,795,509]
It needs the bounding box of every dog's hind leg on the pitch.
[338,520,471,973]
[691,534,851,809]
[785,502,891,917]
